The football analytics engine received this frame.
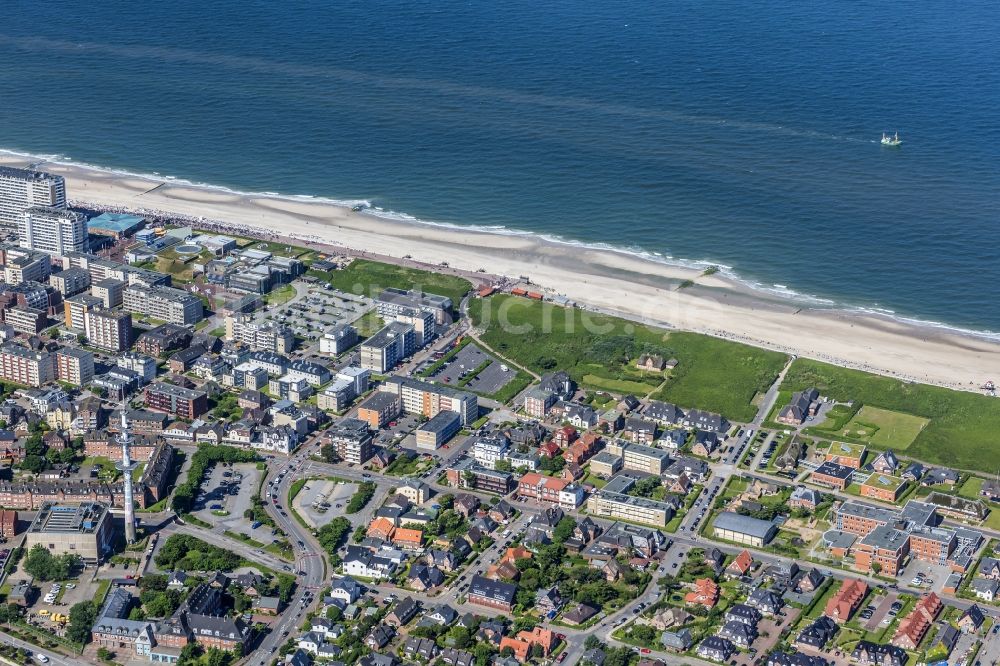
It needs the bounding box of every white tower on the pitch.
[116,406,139,544]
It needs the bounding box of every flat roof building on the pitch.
[712,511,777,547]
[19,206,89,256]
[0,166,66,233]
[87,212,145,238]
[24,501,115,564]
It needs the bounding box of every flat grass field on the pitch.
[783,358,1000,473]
[471,295,788,421]
[840,406,929,450]
[310,259,472,305]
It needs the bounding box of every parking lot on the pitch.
[375,413,422,447]
[236,283,372,352]
[899,558,950,593]
[424,344,517,395]
[860,590,897,631]
[9,571,101,639]
[192,463,274,543]
[293,479,357,529]
[274,287,371,343]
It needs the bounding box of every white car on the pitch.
[36,656,49,664]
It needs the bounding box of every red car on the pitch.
[640,649,651,655]
[557,654,567,663]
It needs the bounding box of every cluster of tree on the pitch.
[19,422,81,474]
[67,600,99,645]
[172,446,260,513]
[511,541,648,612]
[537,455,565,474]
[737,501,787,522]
[154,534,243,572]
[23,544,80,581]
[0,602,24,625]
[177,643,236,666]
[404,619,498,665]
[581,637,637,666]
[209,394,244,421]
[319,444,339,464]
[629,475,665,499]
[412,508,467,539]
[317,517,352,556]
[136,574,185,617]
[246,493,278,530]
[345,481,376,514]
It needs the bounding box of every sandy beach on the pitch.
[3,151,999,391]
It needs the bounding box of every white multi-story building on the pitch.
[472,435,509,470]
[18,206,89,256]
[225,314,294,353]
[123,284,204,325]
[117,352,158,383]
[0,167,66,233]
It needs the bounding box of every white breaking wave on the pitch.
[3,146,999,343]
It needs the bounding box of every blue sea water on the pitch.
[1,0,998,331]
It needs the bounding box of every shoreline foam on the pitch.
[2,147,999,390]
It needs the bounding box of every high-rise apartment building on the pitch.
[18,206,89,256]
[0,167,67,233]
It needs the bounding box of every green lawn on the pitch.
[353,310,385,338]
[264,284,297,306]
[581,373,657,395]
[839,406,929,450]
[316,259,472,305]
[469,295,787,421]
[782,358,1000,472]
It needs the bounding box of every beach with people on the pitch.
[3,150,998,392]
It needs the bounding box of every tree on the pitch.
[19,454,47,474]
[23,544,79,581]
[320,444,338,463]
[538,455,565,474]
[552,516,576,544]
[584,636,603,651]
[448,626,471,649]
[494,459,512,472]
[630,624,656,643]
[474,643,494,666]
[67,600,99,644]
[317,517,352,555]
[0,603,22,625]
[96,647,114,661]
[177,642,204,666]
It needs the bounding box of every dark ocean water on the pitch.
[1,0,998,330]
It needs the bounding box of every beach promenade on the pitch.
[3,151,999,391]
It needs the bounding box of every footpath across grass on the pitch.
[783,359,1000,472]
[469,294,787,421]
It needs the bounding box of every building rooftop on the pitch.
[860,524,909,552]
[862,473,905,491]
[418,410,461,434]
[87,212,145,233]
[0,166,63,181]
[28,501,109,534]
[713,511,777,539]
[147,382,206,400]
